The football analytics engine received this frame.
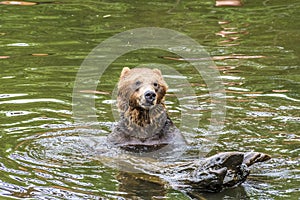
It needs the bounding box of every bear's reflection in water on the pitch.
[117,172,167,200]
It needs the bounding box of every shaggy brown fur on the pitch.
[108,67,183,152]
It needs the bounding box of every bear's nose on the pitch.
[144,91,156,104]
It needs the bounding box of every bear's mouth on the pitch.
[141,102,155,109]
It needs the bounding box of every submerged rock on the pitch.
[165,152,271,193]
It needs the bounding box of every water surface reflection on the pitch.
[0,0,299,199]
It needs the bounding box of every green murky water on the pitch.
[0,0,299,199]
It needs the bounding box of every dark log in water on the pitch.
[163,152,271,194]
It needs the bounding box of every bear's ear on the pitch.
[152,68,162,76]
[120,67,130,78]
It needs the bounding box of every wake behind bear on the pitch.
[107,67,270,193]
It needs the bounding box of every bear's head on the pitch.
[117,67,168,113]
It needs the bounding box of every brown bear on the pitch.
[108,67,184,152]
[107,67,271,193]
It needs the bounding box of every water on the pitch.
[0,0,299,199]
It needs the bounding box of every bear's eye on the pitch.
[135,81,141,86]
[153,82,158,87]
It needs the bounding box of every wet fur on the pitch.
[108,67,179,151]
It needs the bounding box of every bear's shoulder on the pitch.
[108,117,185,152]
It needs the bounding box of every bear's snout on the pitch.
[144,90,156,104]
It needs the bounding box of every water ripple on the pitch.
[244,93,300,102]
[0,127,119,199]
[0,98,67,105]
